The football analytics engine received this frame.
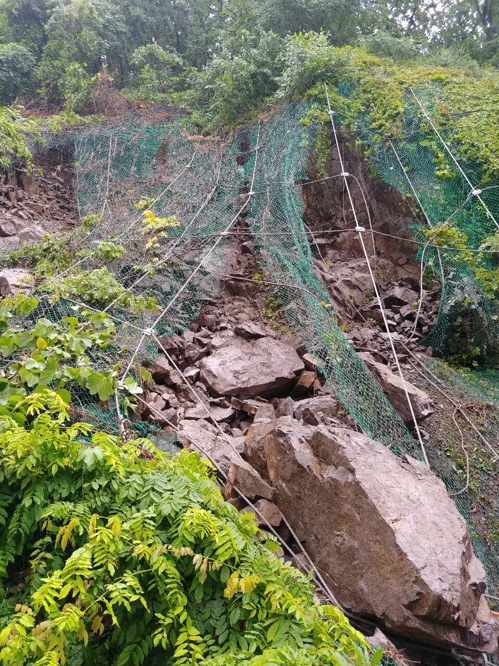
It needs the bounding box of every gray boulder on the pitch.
[264,422,497,652]
[293,395,339,421]
[200,336,304,399]
[178,419,243,474]
[359,352,434,422]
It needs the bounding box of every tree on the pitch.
[37,0,129,102]
[128,43,184,100]
[0,0,49,54]
[0,42,36,103]
[185,29,283,133]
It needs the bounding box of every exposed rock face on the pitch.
[199,336,304,398]
[227,459,274,500]
[177,419,243,474]
[264,422,497,652]
[0,268,34,296]
[359,352,434,423]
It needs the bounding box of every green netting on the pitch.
[3,99,499,600]
[341,84,499,363]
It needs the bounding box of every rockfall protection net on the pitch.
[4,98,499,598]
[340,83,499,364]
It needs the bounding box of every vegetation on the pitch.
[0,255,373,665]
[0,0,498,113]
[2,0,499,663]
[0,390,375,665]
[0,107,39,169]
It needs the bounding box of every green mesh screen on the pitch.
[4,99,499,600]
[343,85,499,362]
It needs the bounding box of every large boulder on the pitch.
[264,422,497,652]
[199,336,304,399]
[359,352,434,423]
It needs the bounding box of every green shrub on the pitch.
[126,44,184,102]
[47,266,159,312]
[184,30,283,133]
[0,43,36,104]
[0,390,373,666]
[0,106,39,169]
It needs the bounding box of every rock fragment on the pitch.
[359,352,434,422]
[246,499,282,527]
[227,459,274,500]
[200,336,304,399]
[0,269,34,296]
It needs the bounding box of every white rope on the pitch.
[406,239,430,343]
[131,225,499,253]
[410,88,499,230]
[346,172,377,258]
[325,84,430,467]
[148,123,262,333]
[100,134,115,218]
[449,406,470,497]
[388,138,447,287]
[102,146,227,312]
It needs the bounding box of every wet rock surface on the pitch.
[199,336,305,399]
[0,148,79,251]
[263,421,497,652]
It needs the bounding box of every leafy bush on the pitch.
[0,106,39,169]
[0,294,142,410]
[126,44,184,102]
[0,43,36,104]
[277,38,499,180]
[276,32,353,101]
[185,30,283,133]
[47,266,159,312]
[7,235,73,275]
[0,389,374,666]
[359,32,417,61]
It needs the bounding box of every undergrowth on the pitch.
[0,388,375,666]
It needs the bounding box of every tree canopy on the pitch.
[0,0,498,108]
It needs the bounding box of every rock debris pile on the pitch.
[137,278,495,655]
[0,156,79,251]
